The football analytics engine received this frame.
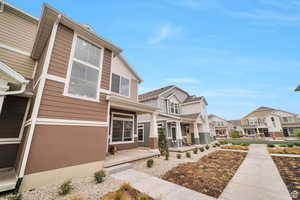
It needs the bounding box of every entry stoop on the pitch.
[105,163,132,175]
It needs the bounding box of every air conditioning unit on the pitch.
[0,0,4,12]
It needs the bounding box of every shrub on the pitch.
[267,144,275,148]
[222,145,248,151]
[193,148,198,154]
[94,170,106,183]
[230,130,240,138]
[240,143,249,146]
[147,159,154,168]
[215,142,220,146]
[186,152,191,158]
[279,144,287,147]
[205,145,210,150]
[8,194,22,200]
[158,128,168,156]
[219,140,228,145]
[138,193,152,200]
[176,153,181,159]
[59,180,73,196]
[287,144,294,148]
[293,128,300,139]
[212,144,216,148]
[165,153,169,160]
[284,147,300,155]
[120,183,132,192]
[199,147,204,152]
[294,143,300,147]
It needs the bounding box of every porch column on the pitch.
[0,80,9,114]
[176,121,183,147]
[193,122,200,145]
[149,112,158,149]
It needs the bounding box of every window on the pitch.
[138,125,144,142]
[168,101,180,114]
[111,73,130,96]
[111,113,134,143]
[65,36,102,100]
[271,117,276,127]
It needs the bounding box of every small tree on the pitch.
[230,130,240,138]
[158,128,168,155]
[293,129,300,139]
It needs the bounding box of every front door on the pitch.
[171,126,176,141]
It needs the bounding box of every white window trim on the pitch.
[138,124,144,142]
[111,73,131,98]
[110,112,135,144]
[63,33,104,102]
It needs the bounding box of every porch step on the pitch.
[0,168,17,193]
[105,163,132,175]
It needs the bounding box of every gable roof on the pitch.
[296,85,300,91]
[139,85,175,101]
[229,120,241,126]
[242,106,298,119]
[118,55,143,83]
[0,61,28,84]
[208,114,231,123]
[31,3,122,60]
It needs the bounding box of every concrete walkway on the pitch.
[111,169,216,200]
[219,144,292,200]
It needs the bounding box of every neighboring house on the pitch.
[229,120,245,136]
[296,85,300,91]
[138,85,212,148]
[0,2,158,192]
[208,114,233,138]
[241,106,300,137]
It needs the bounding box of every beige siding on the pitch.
[0,48,35,78]
[131,79,138,101]
[0,8,37,52]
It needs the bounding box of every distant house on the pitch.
[229,120,244,136]
[208,114,233,138]
[296,85,300,91]
[241,106,300,137]
[138,85,212,147]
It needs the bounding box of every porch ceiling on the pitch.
[107,95,159,114]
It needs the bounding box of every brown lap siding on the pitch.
[38,80,108,121]
[25,125,107,174]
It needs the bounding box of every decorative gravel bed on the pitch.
[272,156,300,200]
[0,176,124,200]
[162,150,246,198]
[132,147,218,177]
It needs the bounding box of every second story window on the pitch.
[111,73,130,97]
[169,102,180,114]
[65,36,102,101]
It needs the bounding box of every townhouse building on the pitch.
[138,86,212,148]
[241,107,300,137]
[208,114,233,138]
[0,2,159,192]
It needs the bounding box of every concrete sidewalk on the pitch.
[219,144,292,200]
[111,169,216,200]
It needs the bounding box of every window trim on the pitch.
[110,112,135,144]
[110,73,131,98]
[138,124,144,142]
[63,33,104,102]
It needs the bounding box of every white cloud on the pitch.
[226,9,300,25]
[164,78,199,84]
[201,88,278,99]
[148,24,182,45]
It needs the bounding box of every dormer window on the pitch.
[169,101,180,114]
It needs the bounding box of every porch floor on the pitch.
[0,168,17,193]
[104,148,160,168]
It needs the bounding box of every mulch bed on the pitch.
[273,156,300,200]
[162,150,246,198]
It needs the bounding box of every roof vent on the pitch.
[82,24,94,32]
[0,0,4,12]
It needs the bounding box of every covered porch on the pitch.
[0,62,31,192]
[106,95,159,152]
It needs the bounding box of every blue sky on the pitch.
[10,0,300,119]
